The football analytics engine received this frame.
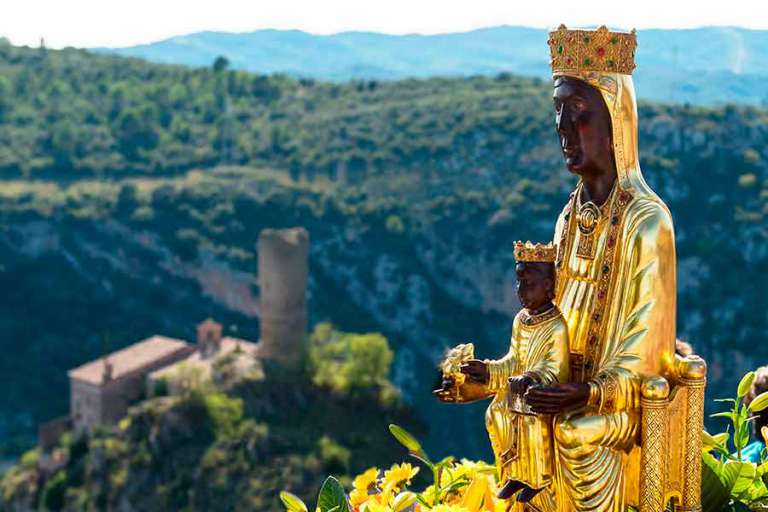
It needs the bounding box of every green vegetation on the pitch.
[0,325,422,511]
[699,372,768,511]
[309,322,397,404]
[0,41,766,464]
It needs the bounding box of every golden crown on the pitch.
[548,25,637,75]
[514,241,556,263]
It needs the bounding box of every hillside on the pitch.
[0,325,424,511]
[0,41,767,462]
[93,26,768,105]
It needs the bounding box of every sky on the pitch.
[2,0,767,49]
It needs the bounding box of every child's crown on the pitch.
[514,241,556,263]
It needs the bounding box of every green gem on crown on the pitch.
[583,36,591,43]
[557,46,564,54]
[583,58,591,66]
[610,37,619,44]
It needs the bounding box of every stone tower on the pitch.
[257,227,309,368]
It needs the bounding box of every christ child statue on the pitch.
[461,241,570,503]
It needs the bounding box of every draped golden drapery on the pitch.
[544,70,677,512]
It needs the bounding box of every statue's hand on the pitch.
[433,375,458,403]
[460,359,489,384]
[508,374,535,395]
[524,382,590,414]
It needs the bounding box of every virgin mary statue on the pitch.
[437,26,681,512]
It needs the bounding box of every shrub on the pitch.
[203,391,244,440]
[308,323,395,402]
[19,449,38,469]
[41,471,67,511]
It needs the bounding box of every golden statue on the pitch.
[488,242,569,504]
[436,25,707,512]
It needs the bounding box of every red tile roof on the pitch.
[68,336,193,386]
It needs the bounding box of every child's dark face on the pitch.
[515,262,554,312]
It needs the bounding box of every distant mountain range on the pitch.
[93,26,768,105]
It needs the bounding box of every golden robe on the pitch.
[484,307,569,491]
[548,71,677,512]
[441,72,676,512]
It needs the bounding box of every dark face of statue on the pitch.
[515,262,555,312]
[553,76,614,177]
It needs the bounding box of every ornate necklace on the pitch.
[575,182,616,260]
[520,305,560,326]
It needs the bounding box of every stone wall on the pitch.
[70,379,102,434]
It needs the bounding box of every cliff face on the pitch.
[1,132,766,462]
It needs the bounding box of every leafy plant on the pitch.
[280,476,350,512]
[702,371,768,511]
[281,424,499,512]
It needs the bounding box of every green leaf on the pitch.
[703,431,719,451]
[737,422,751,452]
[440,478,470,495]
[280,491,309,512]
[721,461,758,497]
[750,392,768,413]
[739,372,756,398]
[714,432,731,447]
[740,478,768,503]
[409,453,435,471]
[389,424,424,456]
[316,476,349,512]
[702,453,731,512]
[712,412,736,420]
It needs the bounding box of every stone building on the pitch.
[63,227,309,435]
[147,318,262,394]
[68,336,194,434]
[257,227,309,369]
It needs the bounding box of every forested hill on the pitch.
[0,41,767,458]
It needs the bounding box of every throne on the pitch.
[636,354,707,512]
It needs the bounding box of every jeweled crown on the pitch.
[514,241,556,263]
[548,25,637,75]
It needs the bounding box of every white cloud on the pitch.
[2,0,767,49]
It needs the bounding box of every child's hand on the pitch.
[460,359,489,384]
[433,375,457,402]
[508,374,535,395]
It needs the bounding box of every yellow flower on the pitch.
[350,489,370,508]
[360,498,393,512]
[355,488,395,511]
[350,467,381,508]
[353,467,380,493]
[430,505,470,512]
[382,463,419,494]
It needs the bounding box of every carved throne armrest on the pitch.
[639,355,707,512]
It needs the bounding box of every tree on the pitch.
[115,107,159,160]
[308,324,394,398]
[212,56,230,74]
